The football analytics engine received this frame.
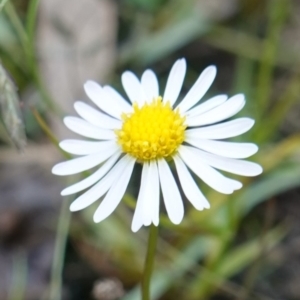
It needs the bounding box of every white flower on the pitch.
[52,58,262,232]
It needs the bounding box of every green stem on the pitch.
[26,0,59,113]
[26,0,40,72]
[0,0,9,12]
[5,0,59,113]
[5,2,28,51]
[48,198,71,300]
[9,253,27,300]
[142,225,159,300]
[26,0,40,49]
[255,0,287,118]
[31,107,68,154]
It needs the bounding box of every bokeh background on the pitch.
[1,0,300,299]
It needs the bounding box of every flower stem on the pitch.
[142,224,159,300]
[48,198,71,300]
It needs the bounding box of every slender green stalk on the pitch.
[5,0,59,113]
[254,70,300,143]
[25,0,59,113]
[0,0,9,12]
[26,0,40,48]
[9,253,27,300]
[31,108,60,149]
[142,225,159,300]
[31,106,65,152]
[255,0,287,118]
[26,0,40,71]
[48,198,71,300]
[5,2,28,51]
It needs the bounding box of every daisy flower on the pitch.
[52,58,262,232]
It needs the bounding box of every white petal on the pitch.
[61,151,121,196]
[141,70,159,103]
[141,163,152,226]
[121,71,145,106]
[185,139,258,159]
[52,145,119,176]
[131,201,144,232]
[185,95,227,118]
[69,154,130,211]
[187,94,245,127]
[150,161,160,225]
[157,159,184,224]
[59,140,118,155]
[179,146,242,194]
[186,118,255,140]
[93,156,136,223]
[64,117,115,140]
[84,80,123,119]
[163,58,186,107]
[173,155,210,210]
[142,160,160,226]
[74,101,122,129]
[140,163,152,227]
[131,162,152,232]
[191,147,263,176]
[103,85,132,113]
[177,66,217,113]
[132,163,150,232]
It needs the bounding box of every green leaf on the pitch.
[119,11,211,66]
[0,0,9,13]
[188,226,285,299]
[216,226,285,277]
[239,163,300,216]
[0,63,26,150]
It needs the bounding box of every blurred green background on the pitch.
[1,0,300,299]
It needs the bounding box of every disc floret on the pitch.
[116,97,186,161]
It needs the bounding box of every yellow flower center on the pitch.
[115,97,186,161]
